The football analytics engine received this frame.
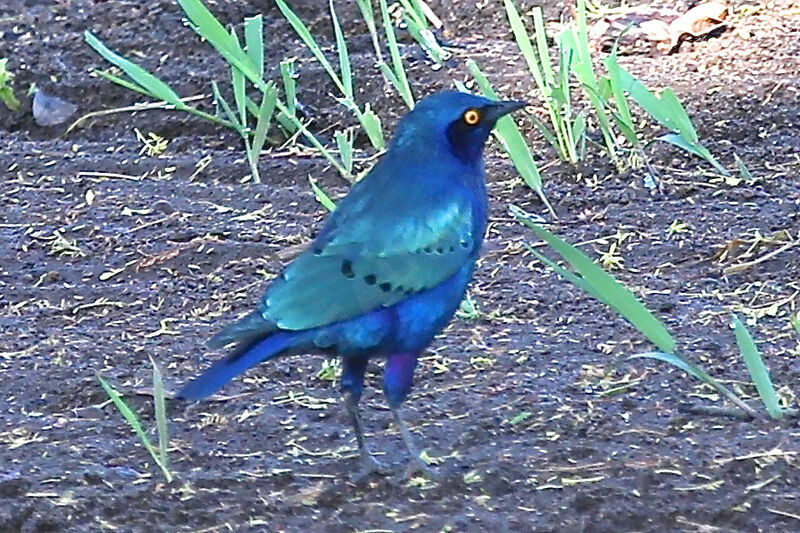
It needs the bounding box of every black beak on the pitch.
[485,100,528,122]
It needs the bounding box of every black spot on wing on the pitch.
[364,274,377,285]
[379,282,392,292]
[341,260,355,278]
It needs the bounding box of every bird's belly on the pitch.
[311,260,475,357]
[391,260,475,352]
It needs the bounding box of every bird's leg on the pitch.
[341,356,386,475]
[390,404,434,478]
[384,352,434,478]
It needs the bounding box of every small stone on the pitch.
[33,89,77,126]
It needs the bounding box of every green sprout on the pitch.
[0,58,20,111]
[98,357,173,482]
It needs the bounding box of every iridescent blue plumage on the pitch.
[178,91,526,475]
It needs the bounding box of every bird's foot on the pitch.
[356,452,390,478]
[404,456,436,480]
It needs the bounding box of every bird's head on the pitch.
[391,91,527,164]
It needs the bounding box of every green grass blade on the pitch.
[572,112,587,150]
[604,51,638,145]
[529,114,560,151]
[511,205,677,354]
[573,0,598,87]
[280,59,297,117]
[85,31,185,107]
[178,0,262,88]
[251,83,278,155]
[378,0,414,108]
[525,245,605,303]
[731,314,783,419]
[355,0,385,62]
[335,130,354,174]
[278,107,349,178]
[275,0,344,94]
[629,351,738,393]
[309,176,337,211]
[532,8,556,89]
[503,0,545,92]
[329,0,353,99]
[229,29,247,126]
[400,8,447,64]
[630,351,757,416]
[658,88,698,142]
[212,81,242,131]
[149,357,170,473]
[98,375,173,482]
[399,0,426,26]
[244,15,264,80]
[734,153,753,180]
[378,62,401,89]
[360,104,385,150]
[94,70,153,98]
[178,0,267,94]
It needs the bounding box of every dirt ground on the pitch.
[2,0,799,531]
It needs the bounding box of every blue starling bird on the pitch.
[178,91,526,475]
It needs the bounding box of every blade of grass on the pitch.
[252,83,278,157]
[149,357,170,473]
[212,81,242,131]
[604,50,639,145]
[85,32,185,108]
[244,15,264,80]
[378,0,414,108]
[614,65,728,175]
[94,70,154,98]
[360,104,385,150]
[734,153,753,180]
[335,130,354,174]
[558,0,623,166]
[178,0,262,87]
[230,29,247,127]
[275,0,345,94]
[86,33,231,128]
[280,59,297,117]
[503,1,574,162]
[281,112,350,179]
[355,0,385,64]
[309,176,337,211]
[330,0,353,100]
[628,351,754,415]
[731,314,783,419]
[513,206,675,353]
[98,375,173,482]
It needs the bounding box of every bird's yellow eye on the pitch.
[463,108,481,126]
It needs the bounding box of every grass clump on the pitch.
[512,204,793,419]
[0,58,20,111]
[479,0,729,188]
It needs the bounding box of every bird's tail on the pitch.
[177,331,297,401]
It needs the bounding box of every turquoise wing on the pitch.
[262,176,476,331]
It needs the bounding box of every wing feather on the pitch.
[263,169,476,331]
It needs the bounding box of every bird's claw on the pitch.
[404,457,436,480]
[357,453,390,477]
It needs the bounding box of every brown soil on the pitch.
[2,1,799,531]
